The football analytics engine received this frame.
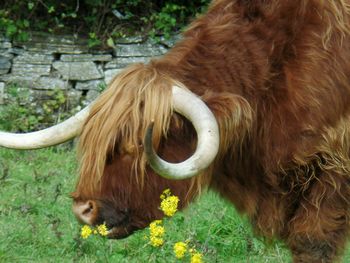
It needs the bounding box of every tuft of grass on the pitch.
[0,147,349,262]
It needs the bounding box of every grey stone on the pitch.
[0,82,4,104]
[75,79,104,91]
[104,57,150,69]
[0,74,33,85]
[85,89,100,103]
[104,68,123,85]
[0,74,29,85]
[8,47,26,56]
[0,39,11,49]
[115,43,167,57]
[14,53,54,65]
[27,89,81,108]
[157,34,182,48]
[114,36,144,44]
[11,63,51,77]
[0,75,70,91]
[33,77,72,90]
[0,69,10,75]
[14,34,89,54]
[52,61,103,81]
[66,89,82,107]
[0,57,11,75]
[20,43,85,55]
[0,49,15,59]
[60,54,112,62]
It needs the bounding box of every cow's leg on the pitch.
[286,168,350,263]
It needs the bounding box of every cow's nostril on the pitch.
[82,201,94,215]
[72,200,98,225]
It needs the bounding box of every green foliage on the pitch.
[98,82,107,92]
[0,0,211,46]
[88,32,102,48]
[151,3,186,40]
[0,85,74,132]
[150,1,209,40]
[0,9,29,41]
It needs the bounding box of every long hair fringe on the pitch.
[76,63,176,197]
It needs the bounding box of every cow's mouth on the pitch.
[103,216,140,239]
[96,204,134,239]
[106,225,133,239]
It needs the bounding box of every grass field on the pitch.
[0,147,349,262]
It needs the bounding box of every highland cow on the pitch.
[1,1,350,262]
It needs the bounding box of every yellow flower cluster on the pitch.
[147,189,204,262]
[80,223,109,239]
[174,242,187,259]
[97,223,109,236]
[173,242,203,262]
[81,225,92,239]
[148,189,179,248]
[160,189,180,217]
[191,252,203,263]
[160,188,171,199]
[149,220,165,247]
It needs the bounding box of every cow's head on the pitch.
[0,63,220,238]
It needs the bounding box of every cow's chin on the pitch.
[93,203,136,239]
[106,225,134,239]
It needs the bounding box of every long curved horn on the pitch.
[0,105,91,149]
[144,85,220,180]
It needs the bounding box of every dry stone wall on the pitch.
[0,33,174,107]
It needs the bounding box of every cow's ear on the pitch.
[201,91,253,153]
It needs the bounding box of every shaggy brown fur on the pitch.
[72,0,350,262]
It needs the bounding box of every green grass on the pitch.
[0,147,348,262]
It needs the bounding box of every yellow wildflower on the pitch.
[97,223,109,236]
[150,236,164,247]
[150,224,165,237]
[160,195,179,217]
[160,188,171,200]
[191,252,203,263]
[81,225,92,239]
[173,242,187,259]
[150,220,164,234]
[150,219,162,226]
[149,220,165,247]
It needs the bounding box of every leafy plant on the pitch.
[88,32,102,48]
[151,3,185,39]
[0,85,77,132]
[0,10,29,41]
[0,0,211,45]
